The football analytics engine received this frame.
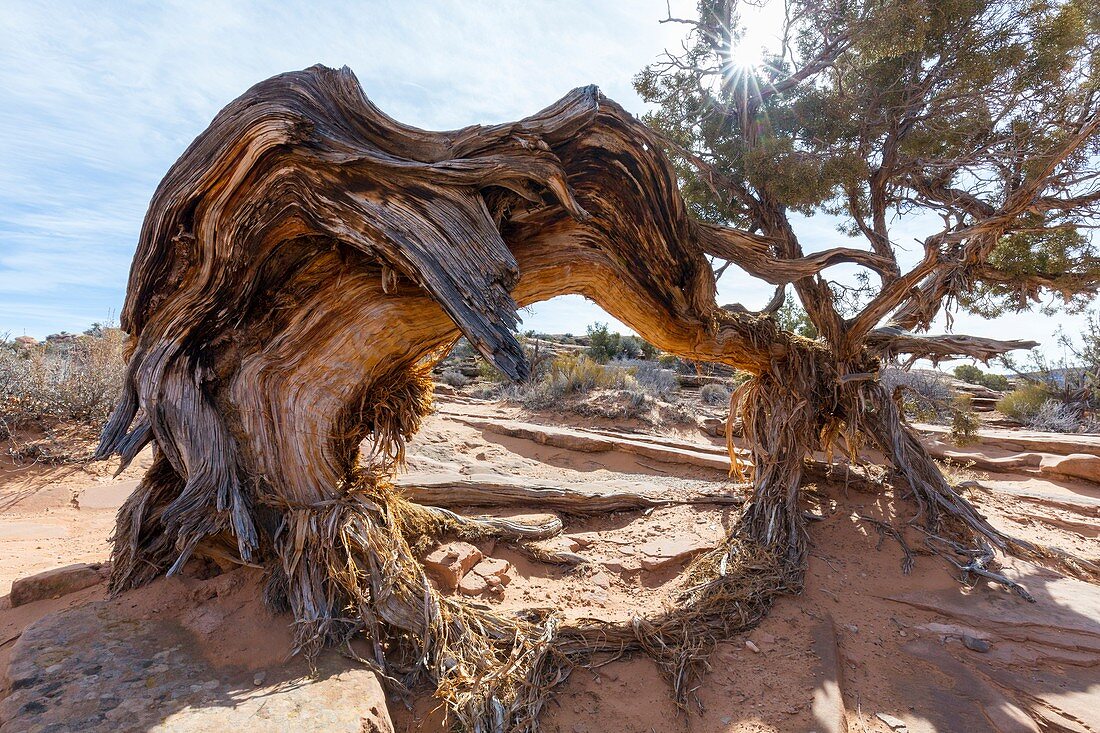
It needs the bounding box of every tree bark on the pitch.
[96,65,1061,731]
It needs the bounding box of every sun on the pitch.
[731,22,772,71]
[708,7,783,102]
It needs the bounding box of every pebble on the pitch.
[745,640,761,653]
[876,712,908,730]
[962,635,991,653]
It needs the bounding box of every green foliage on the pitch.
[636,0,1100,323]
[477,358,507,383]
[584,323,656,363]
[775,295,818,338]
[953,364,984,384]
[585,322,620,363]
[979,372,1011,391]
[657,353,682,370]
[962,229,1100,316]
[953,364,1010,391]
[950,395,980,446]
[637,339,659,360]
[997,383,1053,421]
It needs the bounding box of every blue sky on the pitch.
[0,1,1087,364]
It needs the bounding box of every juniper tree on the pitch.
[632,0,1100,568]
[94,10,1100,722]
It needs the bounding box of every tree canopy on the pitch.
[637,0,1100,341]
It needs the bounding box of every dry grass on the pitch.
[0,329,126,459]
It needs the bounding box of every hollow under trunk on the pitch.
[96,66,1077,732]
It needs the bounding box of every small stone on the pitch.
[876,712,908,730]
[527,535,585,564]
[422,542,483,590]
[757,632,776,645]
[962,635,991,653]
[590,571,611,590]
[10,563,109,607]
[745,640,761,654]
[844,624,859,634]
[458,573,489,596]
[638,535,711,571]
[253,671,267,686]
[471,557,513,586]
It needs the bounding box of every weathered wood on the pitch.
[93,65,1066,732]
[397,475,745,513]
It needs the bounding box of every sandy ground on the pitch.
[2,393,1099,732]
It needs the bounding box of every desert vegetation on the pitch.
[0,327,126,461]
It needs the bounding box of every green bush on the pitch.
[953,364,1010,391]
[997,383,1051,421]
[584,323,620,363]
[950,395,979,446]
[953,364,984,384]
[978,372,1010,391]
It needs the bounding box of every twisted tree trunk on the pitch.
[97,65,1061,732]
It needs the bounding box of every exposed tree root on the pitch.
[859,383,1099,586]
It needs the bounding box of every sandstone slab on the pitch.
[1040,453,1100,484]
[422,541,483,590]
[637,535,711,571]
[0,589,393,733]
[9,562,109,607]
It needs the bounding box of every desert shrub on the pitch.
[1027,399,1082,433]
[615,359,678,400]
[446,337,477,361]
[657,354,681,369]
[584,324,658,363]
[464,385,493,400]
[506,354,635,406]
[881,368,951,421]
[953,364,1010,391]
[979,372,1010,391]
[699,382,732,406]
[476,358,509,383]
[618,336,643,360]
[953,364,984,384]
[950,395,980,446]
[0,329,127,440]
[997,383,1051,421]
[584,323,620,363]
[439,368,469,387]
